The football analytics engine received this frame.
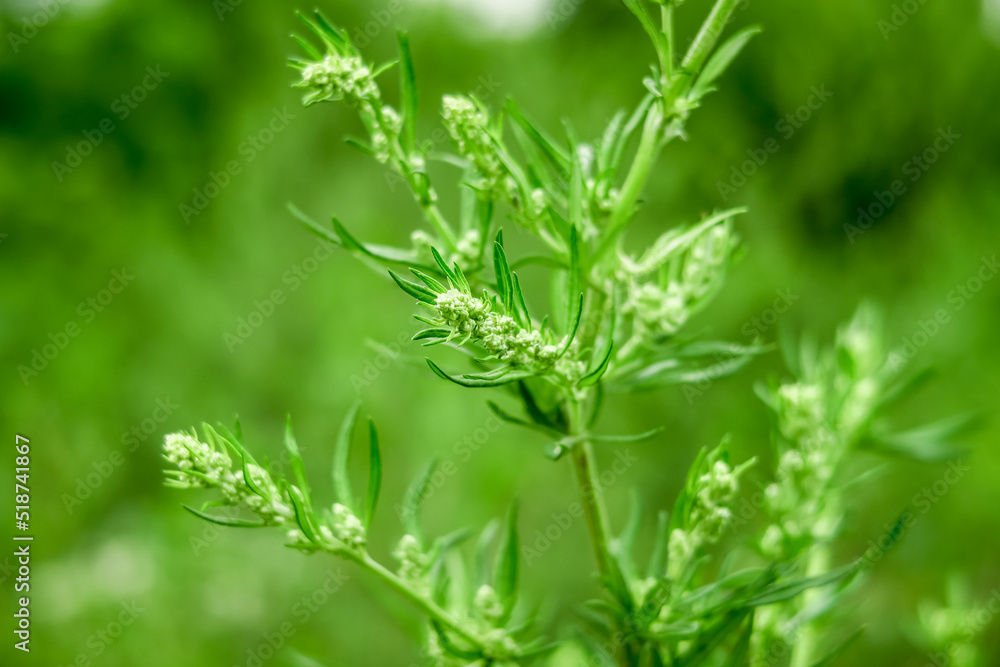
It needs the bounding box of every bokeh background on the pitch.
[2,0,999,664]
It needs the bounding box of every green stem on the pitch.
[661,3,675,81]
[788,543,830,667]
[667,0,740,100]
[594,103,663,264]
[569,439,614,580]
[344,550,487,652]
[374,103,459,252]
[422,200,459,251]
[566,400,630,667]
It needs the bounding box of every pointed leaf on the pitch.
[580,341,614,387]
[495,500,521,622]
[504,98,570,175]
[333,401,361,509]
[494,234,514,312]
[183,505,266,528]
[364,419,381,528]
[426,359,535,388]
[401,458,438,544]
[389,269,437,304]
[693,26,762,98]
[410,269,447,294]
[284,415,311,505]
[809,627,865,667]
[397,31,417,153]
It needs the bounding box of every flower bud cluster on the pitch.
[163,431,293,525]
[371,105,402,163]
[393,534,427,582]
[762,380,844,558]
[667,455,746,579]
[624,222,736,343]
[917,594,982,667]
[776,383,825,442]
[434,290,574,376]
[442,95,510,199]
[297,53,379,106]
[331,503,366,550]
[473,584,504,624]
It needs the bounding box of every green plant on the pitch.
[163,2,975,665]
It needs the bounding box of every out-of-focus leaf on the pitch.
[333,401,361,509]
[397,31,417,153]
[692,26,762,99]
[401,458,438,544]
[364,419,381,528]
[809,627,865,667]
[495,501,520,623]
[183,505,266,528]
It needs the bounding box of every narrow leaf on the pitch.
[389,269,437,304]
[284,415,311,504]
[495,500,521,622]
[183,505,266,528]
[364,419,381,528]
[401,458,438,544]
[809,627,865,667]
[426,359,534,388]
[494,234,514,312]
[693,26,762,97]
[411,269,447,294]
[397,31,417,153]
[580,341,614,387]
[333,401,361,509]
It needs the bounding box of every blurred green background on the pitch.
[2,0,999,664]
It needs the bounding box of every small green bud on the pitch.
[393,534,426,581]
[473,584,504,623]
[331,503,366,549]
[297,53,378,106]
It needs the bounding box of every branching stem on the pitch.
[335,549,489,652]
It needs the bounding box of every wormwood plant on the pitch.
[164,2,972,665]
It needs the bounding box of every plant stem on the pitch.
[345,550,487,652]
[375,104,460,252]
[594,103,663,264]
[566,400,630,667]
[787,542,830,667]
[670,0,740,97]
[569,439,614,580]
[661,3,675,81]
